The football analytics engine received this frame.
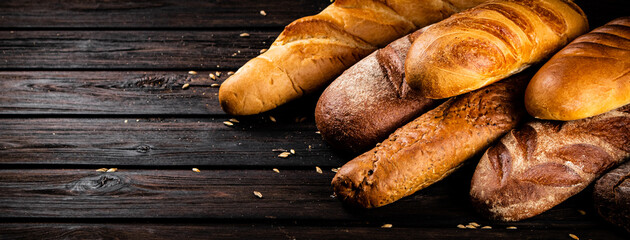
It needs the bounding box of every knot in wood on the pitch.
[135,144,153,153]
[67,174,126,195]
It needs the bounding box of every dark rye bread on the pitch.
[315,28,439,154]
[594,160,630,233]
[471,104,630,222]
[331,73,529,208]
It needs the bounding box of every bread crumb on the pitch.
[569,234,579,240]
[260,10,267,16]
[253,191,263,198]
[182,83,190,89]
[240,33,250,37]
[192,168,200,172]
[331,168,339,173]
[381,224,392,228]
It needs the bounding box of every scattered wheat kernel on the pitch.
[231,52,237,56]
[209,73,216,80]
[215,71,221,77]
[457,224,466,229]
[268,116,276,122]
[315,131,321,134]
[253,191,263,198]
[260,10,267,16]
[577,209,586,215]
[273,168,280,173]
[229,118,240,123]
[182,83,190,89]
[136,119,139,122]
[124,119,128,123]
[223,121,234,126]
[106,168,118,172]
[278,152,291,158]
[188,70,197,75]
[316,166,323,174]
[381,224,393,228]
[272,148,287,152]
[331,168,339,173]
[290,149,295,154]
[96,168,108,172]
[481,226,492,229]
[260,48,267,54]
[240,33,250,37]
[470,222,481,228]
[192,168,200,172]
[227,71,235,76]
[465,224,476,229]
[506,226,517,230]
[569,234,579,240]
[211,83,220,88]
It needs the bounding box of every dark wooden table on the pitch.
[0,0,628,239]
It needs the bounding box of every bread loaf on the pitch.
[315,28,440,154]
[331,73,530,208]
[470,104,630,222]
[525,17,630,121]
[405,0,588,99]
[218,0,489,115]
[594,160,630,233]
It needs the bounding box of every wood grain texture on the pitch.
[0,168,614,224]
[0,118,340,167]
[0,30,275,70]
[0,222,626,240]
[0,0,329,28]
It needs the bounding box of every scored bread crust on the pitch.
[594,161,630,233]
[470,104,630,222]
[405,0,588,99]
[218,0,490,115]
[315,28,440,154]
[331,72,530,208]
[525,17,630,121]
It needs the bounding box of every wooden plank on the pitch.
[0,30,275,70]
[0,0,329,29]
[0,118,339,167]
[0,222,626,240]
[0,168,614,226]
[0,71,221,115]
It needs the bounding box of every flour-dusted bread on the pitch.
[471,104,630,222]
[332,73,530,208]
[315,28,440,154]
[525,17,630,121]
[405,0,588,99]
[218,0,489,115]
[594,160,630,233]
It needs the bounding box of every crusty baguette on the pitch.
[594,160,630,233]
[218,0,489,115]
[525,17,630,121]
[470,104,630,222]
[331,73,530,208]
[315,28,440,154]
[405,0,588,99]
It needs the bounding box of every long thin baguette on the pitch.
[332,73,530,208]
[470,104,630,221]
[405,0,588,99]
[218,0,489,115]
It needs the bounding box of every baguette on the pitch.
[594,160,630,233]
[470,104,630,222]
[315,28,440,154]
[525,17,630,121]
[218,0,489,115]
[405,0,588,99]
[332,73,530,208]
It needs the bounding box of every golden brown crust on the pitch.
[218,0,490,115]
[405,0,588,99]
[525,17,630,120]
[331,72,530,208]
[315,28,440,154]
[470,104,630,222]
